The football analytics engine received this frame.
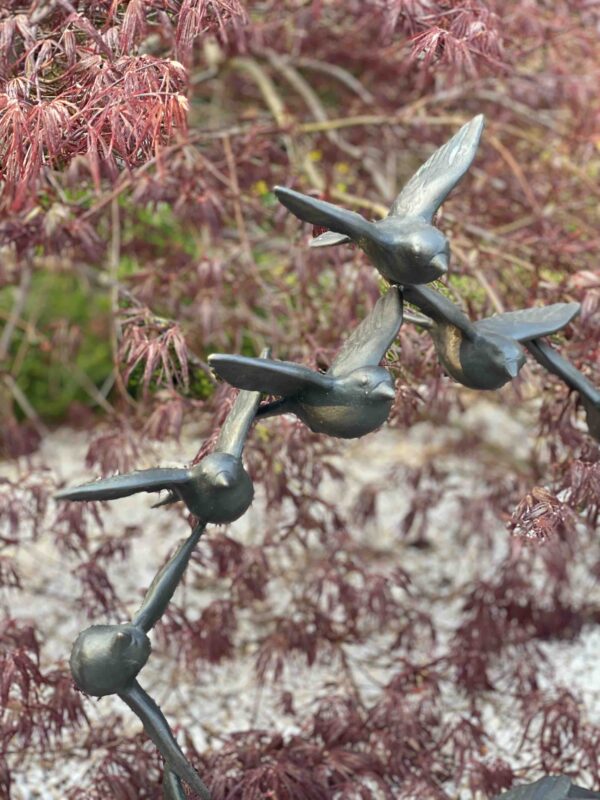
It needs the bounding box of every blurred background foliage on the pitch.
[1,2,600,799]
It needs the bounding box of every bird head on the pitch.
[486,335,526,381]
[372,217,450,284]
[70,623,150,697]
[192,452,254,524]
[344,367,396,404]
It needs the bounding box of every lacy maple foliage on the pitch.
[1,1,600,799]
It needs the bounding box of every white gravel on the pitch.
[3,397,600,799]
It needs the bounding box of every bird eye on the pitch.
[360,376,368,386]
[112,630,132,653]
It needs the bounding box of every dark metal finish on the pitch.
[55,349,271,522]
[526,338,600,441]
[404,284,580,390]
[119,681,211,800]
[70,623,151,697]
[163,766,186,800]
[132,522,205,631]
[69,523,211,799]
[493,776,600,799]
[274,115,484,286]
[208,287,402,439]
[58,117,598,800]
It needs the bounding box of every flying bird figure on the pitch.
[70,524,211,800]
[525,338,600,441]
[208,287,403,439]
[274,114,485,286]
[493,775,600,799]
[402,284,580,390]
[55,349,270,523]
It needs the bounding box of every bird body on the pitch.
[178,453,253,522]
[431,323,525,389]
[275,115,485,285]
[70,622,151,697]
[209,287,403,439]
[404,284,580,390]
[255,366,396,438]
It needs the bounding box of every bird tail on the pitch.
[255,399,290,419]
[309,231,351,248]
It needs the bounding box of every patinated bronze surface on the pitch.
[56,349,271,523]
[58,116,600,799]
[208,286,402,438]
[403,284,580,390]
[70,524,210,800]
[274,115,484,286]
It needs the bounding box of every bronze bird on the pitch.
[70,524,211,800]
[55,349,270,522]
[208,287,403,439]
[274,115,485,285]
[403,284,580,390]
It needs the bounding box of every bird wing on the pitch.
[208,353,333,396]
[525,339,600,405]
[216,347,270,457]
[476,302,580,342]
[309,231,352,248]
[119,682,212,800]
[389,115,485,221]
[493,776,572,800]
[132,524,205,632]
[403,284,477,337]
[274,186,373,242]
[54,467,191,502]
[329,286,403,375]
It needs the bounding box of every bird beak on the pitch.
[430,252,449,275]
[375,383,396,401]
[215,471,233,488]
[507,361,521,378]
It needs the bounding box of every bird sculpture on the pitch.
[403,283,580,390]
[274,114,485,285]
[526,338,600,441]
[55,349,269,522]
[69,523,211,800]
[51,112,599,800]
[208,286,402,439]
[493,775,600,799]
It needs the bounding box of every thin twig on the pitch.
[292,57,375,103]
[3,374,49,436]
[222,136,254,266]
[108,197,136,408]
[488,133,542,215]
[267,51,362,159]
[473,268,505,314]
[0,265,31,363]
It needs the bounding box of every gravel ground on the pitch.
[3,398,600,799]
